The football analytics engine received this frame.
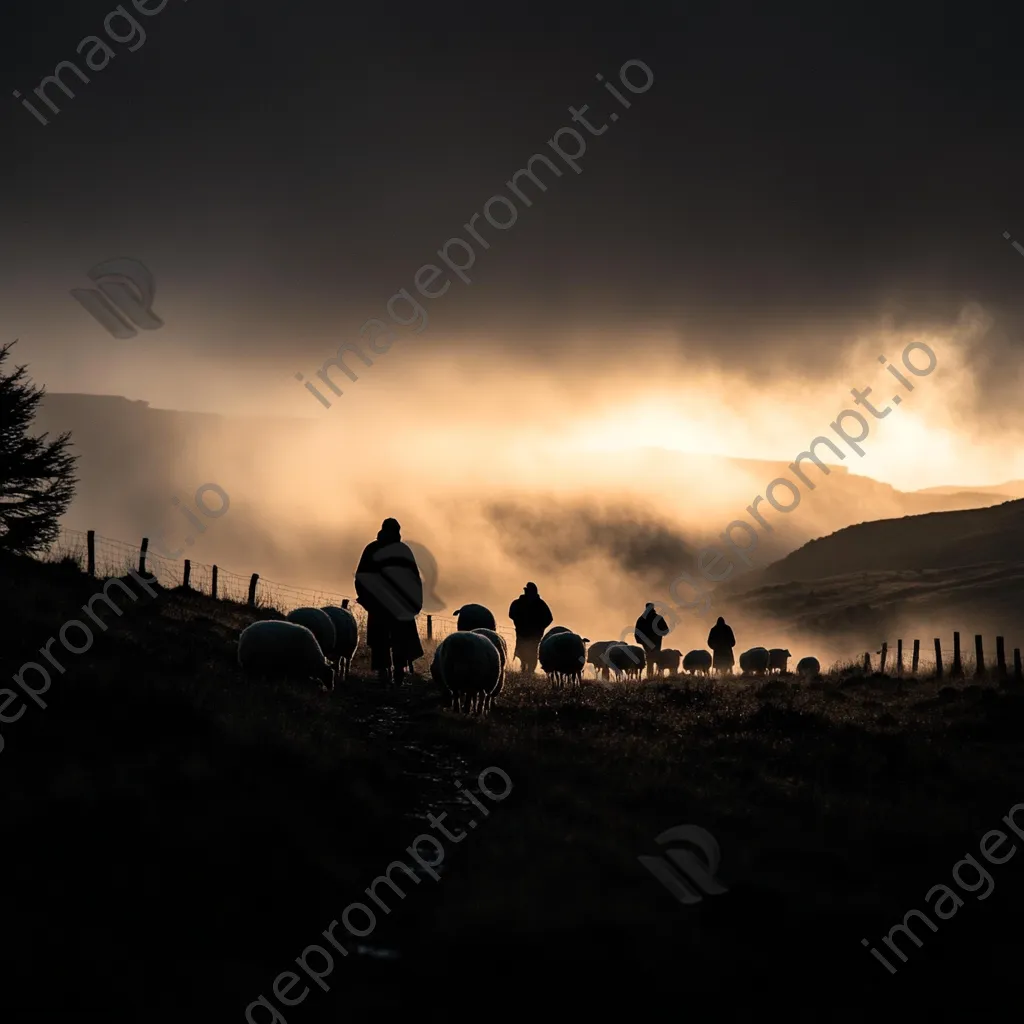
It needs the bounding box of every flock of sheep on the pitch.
[237,605,359,692]
[235,599,823,715]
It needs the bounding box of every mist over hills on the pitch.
[32,393,1018,641]
[913,481,1024,498]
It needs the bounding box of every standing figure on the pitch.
[707,616,736,676]
[508,582,553,676]
[634,602,669,679]
[354,517,424,686]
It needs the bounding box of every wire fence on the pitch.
[856,635,1024,680]
[43,527,517,648]
[41,529,1023,680]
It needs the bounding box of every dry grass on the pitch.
[2,550,1022,1020]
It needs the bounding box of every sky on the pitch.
[3,0,1024,492]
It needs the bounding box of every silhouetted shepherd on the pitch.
[707,616,736,675]
[354,517,424,686]
[634,602,669,678]
[508,582,553,675]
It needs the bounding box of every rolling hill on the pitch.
[732,498,1024,589]
[715,499,1024,654]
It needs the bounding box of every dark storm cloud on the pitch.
[2,2,1023,376]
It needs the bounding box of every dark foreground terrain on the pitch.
[2,553,1022,1021]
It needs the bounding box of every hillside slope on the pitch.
[4,551,1024,1020]
[729,498,1024,591]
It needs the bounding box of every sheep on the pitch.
[238,620,335,691]
[682,649,713,676]
[606,642,646,681]
[542,625,572,646]
[624,645,647,680]
[471,627,507,710]
[653,648,682,677]
[431,630,501,714]
[539,630,588,689]
[797,656,821,677]
[586,640,619,680]
[768,648,792,674]
[453,603,496,632]
[320,605,359,681]
[285,607,336,662]
[739,646,770,675]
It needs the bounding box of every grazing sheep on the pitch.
[739,646,771,675]
[797,656,821,677]
[471,627,507,710]
[682,649,713,676]
[768,648,792,674]
[625,645,648,680]
[539,630,588,689]
[431,630,501,714]
[453,603,496,632]
[653,648,682,676]
[586,640,619,680]
[320,605,359,681]
[238,620,335,691]
[285,607,336,661]
[606,642,646,681]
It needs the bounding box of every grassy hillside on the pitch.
[718,560,1024,655]
[727,498,1024,592]
[3,551,1024,1019]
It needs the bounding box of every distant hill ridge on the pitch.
[741,498,1024,588]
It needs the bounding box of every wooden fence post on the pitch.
[934,638,942,678]
[880,642,888,674]
[427,614,433,640]
[975,634,985,678]
[86,530,96,577]
[863,652,871,672]
[896,639,903,676]
[1015,648,1023,682]
[139,537,149,576]
[211,565,218,600]
[951,632,963,677]
[912,639,920,674]
[248,573,259,608]
[996,636,1007,680]
[183,559,191,589]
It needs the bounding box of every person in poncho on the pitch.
[707,616,736,675]
[354,518,424,686]
[508,582,553,676]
